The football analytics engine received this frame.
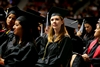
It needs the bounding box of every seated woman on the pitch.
[76,17,98,49]
[81,22,100,67]
[0,6,21,46]
[0,11,39,67]
[70,18,100,67]
[35,7,73,67]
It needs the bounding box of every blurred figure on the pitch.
[81,21,100,67]
[76,17,98,48]
[0,7,6,30]
[26,8,45,39]
[0,7,7,45]
[0,6,21,46]
[64,18,84,54]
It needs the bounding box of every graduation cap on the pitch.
[0,7,6,21]
[6,6,21,18]
[64,18,78,37]
[45,7,68,29]
[76,18,84,25]
[48,7,68,19]
[64,18,78,29]
[83,17,98,32]
[84,17,98,27]
[17,10,44,28]
[16,10,43,39]
[84,17,98,22]
[26,8,46,24]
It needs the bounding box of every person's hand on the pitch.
[0,57,4,65]
[82,54,90,62]
[76,31,82,36]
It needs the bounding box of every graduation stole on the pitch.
[87,38,100,67]
[6,30,10,34]
[42,42,49,60]
[87,38,98,54]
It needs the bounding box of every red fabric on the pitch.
[0,30,5,32]
[87,38,98,54]
[92,45,100,58]
[91,45,100,67]
[87,38,100,67]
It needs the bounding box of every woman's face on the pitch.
[84,23,92,33]
[13,20,23,37]
[6,14,16,28]
[94,24,100,38]
[50,15,63,29]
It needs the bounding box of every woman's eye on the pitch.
[55,18,59,20]
[15,24,19,26]
[51,19,54,21]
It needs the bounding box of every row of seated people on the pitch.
[0,6,100,67]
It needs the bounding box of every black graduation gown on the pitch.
[35,33,48,52]
[71,36,84,54]
[83,32,95,47]
[35,35,73,67]
[0,40,38,67]
[0,32,7,46]
[0,30,14,46]
[83,38,100,67]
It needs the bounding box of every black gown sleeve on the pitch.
[4,42,38,67]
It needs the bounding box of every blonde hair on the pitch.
[48,16,69,42]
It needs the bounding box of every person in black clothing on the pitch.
[76,17,98,49]
[0,7,6,46]
[81,21,100,67]
[0,6,21,46]
[35,7,73,67]
[64,18,84,54]
[0,10,39,67]
[26,8,44,39]
[70,18,100,67]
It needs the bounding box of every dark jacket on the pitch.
[0,30,14,46]
[0,38,38,67]
[35,35,73,67]
[71,36,84,54]
[83,38,100,67]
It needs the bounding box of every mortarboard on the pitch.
[45,7,68,28]
[64,18,78,29]
[48,7,68,19]
[69,18,84,25]
[6,6,21,18]
[17,10,44,28]
[64,18,78,37]
[84,17,98,23]
[83,17,98,32]
[16,10,42,39]
[26,8,46,24]
[84,17,98,27]
[75,18,83,25]
[0,7,6,20]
